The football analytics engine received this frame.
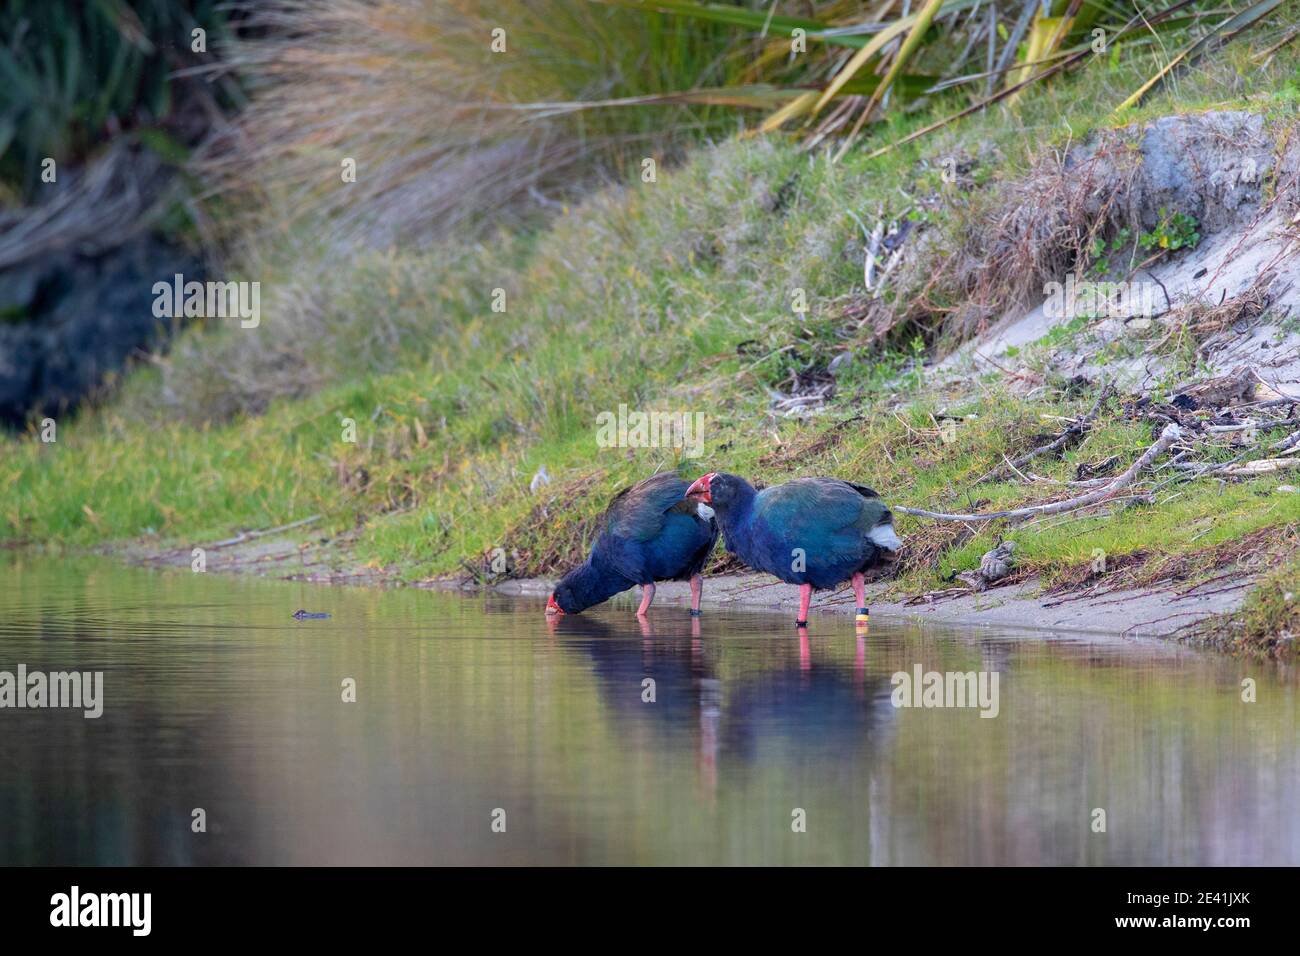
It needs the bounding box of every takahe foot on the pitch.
[689,573,703,615]
[636,582,656,616]
[852,572,869,626]
[796,583,812,627]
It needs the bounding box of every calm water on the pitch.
[1,553,1296,865]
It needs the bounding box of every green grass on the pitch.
[6,19,1300,654]
[1198,544,1300,655]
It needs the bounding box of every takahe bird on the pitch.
[546,472,719,617]
[685,472,900,626]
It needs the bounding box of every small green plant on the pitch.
[1088,227,1133,277]
[1038,313,1093,350]
[902,335,927,391]
[833,336,929,397]
[1276,312,1300,337]
[1140,209,1201,253]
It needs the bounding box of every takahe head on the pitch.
[547,584,576,615]
[685,472,749,512]
[547,567,604,615]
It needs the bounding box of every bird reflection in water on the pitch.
[543,608,894,802]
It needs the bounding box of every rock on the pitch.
[529,465,551,494]
[828,352,855,376]
[0,234,201,427]
[959,541,1017,591]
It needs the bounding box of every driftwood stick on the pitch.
[980,381,1114,482]
[1023,471,1113,488]
[895,424,1181,523]
[1273,427,1300,453]
[207,514,324,549]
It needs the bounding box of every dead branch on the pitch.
[980,380,1114,482]
[895,424,1181,523]
[1273,428,1300,453]
[206,514,324,549]
[1222,457,1300,477]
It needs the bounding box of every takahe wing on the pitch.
[602,472,690,541]
[754,478,891,566]
[598,472,716,583]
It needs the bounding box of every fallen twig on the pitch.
[1273,427,1300,453]
[896,424,1181,523]
[207,514,324,550]
[1222,457,1300,476]
[903,587,974,606]
[979,381,1114,483]
[1121,611,1205,637]
[1023,472,1112,488]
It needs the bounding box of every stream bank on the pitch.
[10,106,1300,661]
[99,528,1254,645]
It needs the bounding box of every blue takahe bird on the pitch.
[685,472,900,626]
[546,472,719,617]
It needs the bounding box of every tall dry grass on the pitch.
[202,1,1269,250]
[203,0,758,248]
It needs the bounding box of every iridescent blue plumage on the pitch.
[686,472,901,625]
[549,472,718,615]
[746,479,894,589]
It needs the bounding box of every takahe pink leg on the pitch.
[636,583,655,617]
[796,583,813,626]
[689,573,703,615]
[852,572,869,626]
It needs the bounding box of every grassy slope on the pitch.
[4,31,1300,652]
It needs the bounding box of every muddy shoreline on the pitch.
[494,573,1248,639]
[89,530,1252,642]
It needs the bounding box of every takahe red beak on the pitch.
[685,473,715,504]
[546,593,564,616]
